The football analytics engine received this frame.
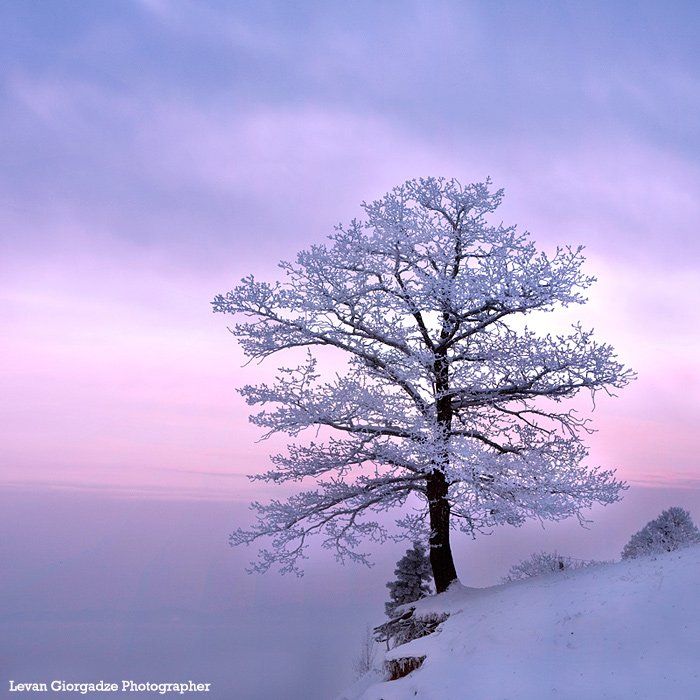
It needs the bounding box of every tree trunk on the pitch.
[429,346,458,593]
[427,469,458,593]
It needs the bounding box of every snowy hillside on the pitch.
[342,545,700,700]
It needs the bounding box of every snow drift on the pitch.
[342,544,700,699]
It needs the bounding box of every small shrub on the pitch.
[353,625,378,678]
[621,507,700,560]
[501,551,599,583]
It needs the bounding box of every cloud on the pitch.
[6,60,700,272]
[2,2,699,497]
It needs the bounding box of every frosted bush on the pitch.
[502,551,599,583]
[353,626,378,678]
[621,507,700,560]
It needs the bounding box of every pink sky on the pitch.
[2,1,700,499]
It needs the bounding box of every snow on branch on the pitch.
[214,177,635,576]
[230,473,426,575]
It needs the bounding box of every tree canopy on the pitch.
[214,177,634,591]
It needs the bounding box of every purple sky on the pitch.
[2,5,700,698]
[2,0,700,498]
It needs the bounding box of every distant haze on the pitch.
[2,486,700,699]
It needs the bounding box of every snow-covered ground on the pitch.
[343,545,700,700]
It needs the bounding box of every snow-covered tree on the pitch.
[501,551,600,583]
[621,507,700,560]
[378,542,435,648]
[385,542,433,619]
[214,177,634,592]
